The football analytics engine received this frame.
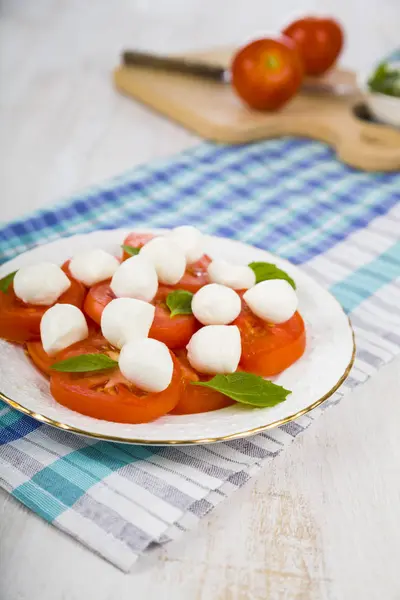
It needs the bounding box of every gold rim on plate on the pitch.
[0,324,356,445]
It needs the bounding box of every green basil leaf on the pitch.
[368,62,400,98]
[193,372,291,407]
[166,290,194,317]
[121,244,140,256]
[249,262,296,289]
[51,353,118,373]
[0,271,17,294]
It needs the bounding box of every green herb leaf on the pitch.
[249,262,296,289]
[193,372,291,407]
[166,290,194,317]
[368,62,400,98]
[0,271,17,294]
[121,244,140,256]
[51,353,118,373]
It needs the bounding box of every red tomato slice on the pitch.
[0,262,86,344]
[123,231,211,292]
[149,286,199,349]
[50,332,181,423]
[170,351,234,415]
[83,281,114,325]
[84,283,199,350]
[26,320,99,376]
[122,232,155,260]
[235,306,306,377]
[172,255,212,293]
[26,340,55,375]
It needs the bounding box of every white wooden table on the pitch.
[1,2,399,598]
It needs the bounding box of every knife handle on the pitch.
[122,50,227,81]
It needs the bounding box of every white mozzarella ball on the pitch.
[69,249,119,286]
[101,297,155,349]
[187,325,241,374]
[13,262,71,306]
[167,225,204,264]
[119,338,173,393]
[207,259,256,290]
[140,237,186,285]
[243,279,298,324]
[40,304,89,356]
[191,284,241,325]
[110,255,158,302]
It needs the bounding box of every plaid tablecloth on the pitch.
[0,138,399,571]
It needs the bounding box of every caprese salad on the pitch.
[0,227,306,424]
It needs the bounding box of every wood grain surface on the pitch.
[1,1,400,599]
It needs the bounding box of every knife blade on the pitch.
[123,50,228,82]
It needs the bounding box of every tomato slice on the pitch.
[50,332,182,423]
[85,283,199,349]
[26,321,100,376]
[171,351,234,415]
[123,231,211,292]
[149,286,199,349]
[0,262,86,344]
[85,271,212,327]
[168,255,212,293]
[83,281,114,325]
[235,306,306,377]
[26,340,55,375]
[122,232,155,260]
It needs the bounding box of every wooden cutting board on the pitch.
[114,47,400,172]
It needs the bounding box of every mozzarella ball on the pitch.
[192,284,241,325]
[119,338,173,393]
[243,279,298,324]
[69,249,119,286]
[187,325,241,374]
[100,297,155,349]
[40,304,89,356]
[13,262,71,306]
[110,255,158,302]
[207,259,256,290]
[140,237,186,285]
[167,225,204,264]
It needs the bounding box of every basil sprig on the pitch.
[193,372,291,407]
[166,290,193,317]
[368,62,400,98]
[121,245,140,256]
[249,262,296,289]
[0,271,17,294]
[51,353,118,373]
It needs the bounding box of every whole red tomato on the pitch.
[283,17,344,76]
[231,37,303,111]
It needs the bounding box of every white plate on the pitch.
[0,228,355,445]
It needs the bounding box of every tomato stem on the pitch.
[265,53,280,70]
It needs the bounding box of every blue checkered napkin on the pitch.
[1,138,399,571]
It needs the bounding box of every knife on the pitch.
[123,50,229,82]
[122,50,356,95]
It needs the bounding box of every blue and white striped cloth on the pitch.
[0,138,399,571]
